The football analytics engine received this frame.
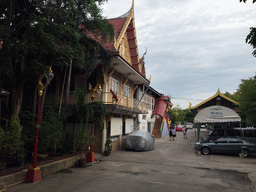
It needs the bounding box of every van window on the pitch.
[244,130,256,137]
[227,129,241,137]
[210,129,224,136]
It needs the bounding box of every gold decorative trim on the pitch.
[114,4,134,49]
[38,74,45,97]
[29,167,41,171]
[104,69,115,84]
[189,89,239,109]
[132,85,138,95]
[122,78,128,89]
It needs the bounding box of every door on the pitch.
[227,137,243,154]
[211,137,229,153]
[148,122,151,133]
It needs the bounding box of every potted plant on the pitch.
[104,139,112,156]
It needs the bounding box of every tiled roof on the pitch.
[101,18,127,50]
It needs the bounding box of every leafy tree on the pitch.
[0,0,114,118]
[168,108,194,124]
[183,109,195,123]
[176,109,186,123]
[223,92,239,102]
[168,109,177,124]
[72,87,108,152]
[240,0,256,57]
[240,0,256,3]
[238,77,256,126]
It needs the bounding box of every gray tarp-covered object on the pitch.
[125,130,155,151]
[194,105,241,123]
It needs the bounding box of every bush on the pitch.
[40,105,64,154]
[3,115,26,161]
[74,129,96,154]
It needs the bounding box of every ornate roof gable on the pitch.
[103,1,142,74]
[189,89,239,109]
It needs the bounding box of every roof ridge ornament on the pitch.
[111,0,134,19]
[140,47,147,61]
[188,89,239,109]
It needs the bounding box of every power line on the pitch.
[170,97,204,101]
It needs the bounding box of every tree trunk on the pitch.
[65,59,72,105]
[14,86,23,116]
[59,66,68,116]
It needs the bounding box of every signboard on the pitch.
[194,106,241,123]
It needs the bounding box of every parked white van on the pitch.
[208,128,256,143]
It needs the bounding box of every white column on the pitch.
[101,84,107,153]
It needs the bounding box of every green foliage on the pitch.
[2,115,25,160]
[223,92,239,102]
[19,110,36,157]
[0,127,4,151]
[87,101,108,131]
[74,129,96,153]
[105,139,112,151]
[40,105,64,154]
[240,0,256,56]
[0,0,114,116]
[74,88,108,131]
[240,0,256,3]
[238,78,256,126]
[245,27,256,57]
[168,108,195,124]
[72,88,108,152]
[63,133,74,154]
[184,109,195,123]
[168,109,177,123]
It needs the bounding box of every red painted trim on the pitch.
[110,89,118,102]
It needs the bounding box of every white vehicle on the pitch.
[186,122,193,129]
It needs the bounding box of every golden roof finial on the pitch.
[148,75,151,82]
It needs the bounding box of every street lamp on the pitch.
[86,83,102,163]
[89,83,102,102]
[25,67,54,183]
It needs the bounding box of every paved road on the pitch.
[7,129,256,192]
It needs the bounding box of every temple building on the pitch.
[189,89,241,141]
[189,89,240,114]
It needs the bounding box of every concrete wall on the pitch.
[0,154,84,189]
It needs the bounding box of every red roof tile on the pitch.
[101,18,127,50]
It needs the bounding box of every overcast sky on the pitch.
[101,0,256,109]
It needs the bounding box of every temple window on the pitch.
[124,84,131,97]
[110,77,119,93]
[142,94,153,110]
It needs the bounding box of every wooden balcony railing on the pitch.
[84,91,149,111]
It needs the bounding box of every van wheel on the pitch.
[241,149,249,157]
[201,147,210,155]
